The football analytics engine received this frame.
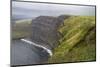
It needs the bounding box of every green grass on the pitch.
[12,19,32,39]
[48,16,96,63]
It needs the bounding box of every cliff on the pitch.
[31,15,70,49]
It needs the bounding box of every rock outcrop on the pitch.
[31,15,70,49]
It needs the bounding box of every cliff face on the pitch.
[31,16,70,49]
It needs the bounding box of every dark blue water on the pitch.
[11,40,49,65]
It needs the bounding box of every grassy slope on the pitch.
[48,16,96,63]
[12,19,32,39]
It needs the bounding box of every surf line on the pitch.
[20,39,53,56]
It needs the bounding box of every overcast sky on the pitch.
[12,1,95,20]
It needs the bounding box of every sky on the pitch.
[12,1,95,20]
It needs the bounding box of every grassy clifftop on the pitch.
[48,16,96,63]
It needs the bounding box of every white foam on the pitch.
[20,39,53,56]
